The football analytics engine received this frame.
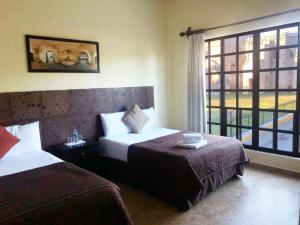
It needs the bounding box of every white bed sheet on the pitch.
[99,126,179,162]
[0,151,62,177]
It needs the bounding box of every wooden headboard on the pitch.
[0,86,154,148]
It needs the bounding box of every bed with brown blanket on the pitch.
[99,130,248,211]
[0,162,133,225]
[127,132,248,210]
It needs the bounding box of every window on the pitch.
[206,23,300,157]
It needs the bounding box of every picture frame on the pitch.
[25,35,100,73]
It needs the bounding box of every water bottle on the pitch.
[72,127,78,143]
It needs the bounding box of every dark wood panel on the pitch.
[69,89,94,115]
[92,88,114,113]
[0,86,154,148]
[10,92,42,123]
[41,90,69,118]
[0,94,12,124]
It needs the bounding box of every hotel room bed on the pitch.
[0,151,133,225]
[99,127,248,210]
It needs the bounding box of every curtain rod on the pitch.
[179,8,300,37]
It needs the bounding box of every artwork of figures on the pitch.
[25,35,100,73]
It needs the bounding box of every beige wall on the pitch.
[164,0,300,172]
[0,0,168,125]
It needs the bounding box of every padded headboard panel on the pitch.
[0,86,154,148]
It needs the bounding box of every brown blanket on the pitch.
[0,162,133,225]
[128,132,248,210]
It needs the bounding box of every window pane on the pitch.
[259,71,276,89]
[211,108,220,123]
[240,110,252,127]
[227,109,236,125]
[227,126,236,138]
[211,91,221,106]
[239,73,253,89]
[278,91,296,110]
[225,91,236,107]
[239,34,253,51]
[278,112,293,131]
[206,108,209,121]
[225,73,236,89]
[279,70,297,89]
[224,55,236,71]
[242,128,252,145]
[205,58,209,73]
[210,57,221,73]
[211,124,220,135]
[205,42,209,56]
[279,48,298,68]
[206,75,209,90]
[224,37,236,53]
[210,40,221,55]
[239,53,253,71]
[259,111,273,129]
[259,130,273,149]
[277,133,293,152]
[260,30,277,49]
[259,92,275,109]
[260,50,276,69]
[206,92,210,106]
[280,27,298,46]
[211,74,221,89]
[239,92,252,108]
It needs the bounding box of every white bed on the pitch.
[1,121,63,177]
[0,151,62,177]
[99,126,179,162]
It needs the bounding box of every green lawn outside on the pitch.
[209,92,297,135]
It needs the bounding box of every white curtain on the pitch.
[187,33,207,133]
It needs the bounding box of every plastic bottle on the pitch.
[72,127,78,143]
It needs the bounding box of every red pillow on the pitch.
[0,126,20,159]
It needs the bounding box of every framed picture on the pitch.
[25,35,100,73]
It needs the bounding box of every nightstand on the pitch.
[45,139,100,172]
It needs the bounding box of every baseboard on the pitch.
[247,162,300,177]
[245,149,300,175]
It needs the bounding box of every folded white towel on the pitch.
[175,140,207,149]
[183,132,203,144]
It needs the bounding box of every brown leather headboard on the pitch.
[0,86,154,148]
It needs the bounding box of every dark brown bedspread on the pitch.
[128,132,248,210]
[0,162,133,225]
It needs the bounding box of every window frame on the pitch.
[205,22,300,158]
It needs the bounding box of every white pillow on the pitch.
[18,121,42,152]
[5,125,19,137]
[101,111,131,137]
[3,121,42,159]
[142,107,156,130]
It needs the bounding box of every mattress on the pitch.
[0,151,62,177]
[99,126,179,162]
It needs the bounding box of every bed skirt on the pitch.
[97,157,244,210]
